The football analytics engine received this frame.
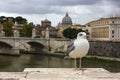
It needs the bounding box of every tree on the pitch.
[3,22,13,36]
[15,16,27,24]
[20,22,34,37]
[0,16,15,24]
[0,16,7,23]
[62,28,85,39]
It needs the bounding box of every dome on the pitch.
[44,18,50,22]
[62,12,73,26]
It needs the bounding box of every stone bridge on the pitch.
[0,37,49,48]
[0,37,70,55]
[0,37,50,55]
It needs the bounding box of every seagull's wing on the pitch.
[66,40,75,56]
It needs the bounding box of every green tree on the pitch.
[20,22,34,37]
[3,22,13,36]
[0,16,7,23]
[0,16,15,24]
[15,16,27,24]
[62,28,84,39]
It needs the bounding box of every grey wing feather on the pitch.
[66,41,75,56]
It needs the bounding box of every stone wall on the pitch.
[0,48,20,55]
[1,38,120,57]
[49,39,70,53]
[50,39,120,58]
[89,41,120,57]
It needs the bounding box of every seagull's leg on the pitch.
[79,58,86,74]
[79,58,82,69]
[74,58,77,70]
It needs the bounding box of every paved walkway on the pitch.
[0,68,120,80]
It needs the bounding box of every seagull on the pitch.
[65,32,90,70]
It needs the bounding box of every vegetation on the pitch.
[20,22,34,37]
[62,27,85,39]
[0,16,34,37]
[15,16,27,24]
[2,22,13,36]
[0,16,27,24]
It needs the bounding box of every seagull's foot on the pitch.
[74,68,80,71]
[74,68,86,71]
[78,68,86,72]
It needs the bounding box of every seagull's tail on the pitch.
[64,55,70,59]
[64,56,68,59]
[64,52,70,59]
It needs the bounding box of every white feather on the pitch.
[69,32,89,58]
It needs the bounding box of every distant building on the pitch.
[12,21,24,30]
[7,17,14,23]
[35,18,58,38]
[61,12,73,26]
[71,24,84,29]
[85,17,120,41]
[58,24,84,38]
[41,19,51,27]
[57,12,84,38]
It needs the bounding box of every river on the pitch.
[0,53,120,72]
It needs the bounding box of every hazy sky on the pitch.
[0,0,120,26]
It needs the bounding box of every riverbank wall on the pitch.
[0,48,20,56]
[0,38,120,57]
[50,40,120,58]
[88,41,120,57]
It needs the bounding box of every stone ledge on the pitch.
[0,68,119,80]
[23,68,119,80]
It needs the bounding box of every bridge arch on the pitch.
[27,41,45,48]
[0,41,13,48]
[19,40,47,52]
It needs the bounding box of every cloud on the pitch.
[0,0,120,26]
[108,0,120,6]
[45,0,101,6]
[0,0,102,14]
[100,0,120,16]
[0,0,119,15]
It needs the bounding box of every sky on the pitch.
[0,0,120,26]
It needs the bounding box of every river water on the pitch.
[0,54,120,72]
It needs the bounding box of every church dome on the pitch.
[62,12,73,26]
[44,18,50,22]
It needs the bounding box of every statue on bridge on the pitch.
[45,27,49,39]
[0,30,5,37]
[14,30,20,37]
[32,28,36,38]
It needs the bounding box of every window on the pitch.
[112,21,114,24]
[112,35,114,38]
[112,30,114,34]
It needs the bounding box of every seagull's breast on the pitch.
[69,39,89,58]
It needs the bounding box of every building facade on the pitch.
[35,18,58,38]
[61,12,73,26]
[85,17,120,41]
[12,21,24,30]
[41,19,51,27]
[57,12,84,38]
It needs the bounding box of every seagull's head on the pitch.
[77,32,87,39]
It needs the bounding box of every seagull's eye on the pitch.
[79,34,83,36]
